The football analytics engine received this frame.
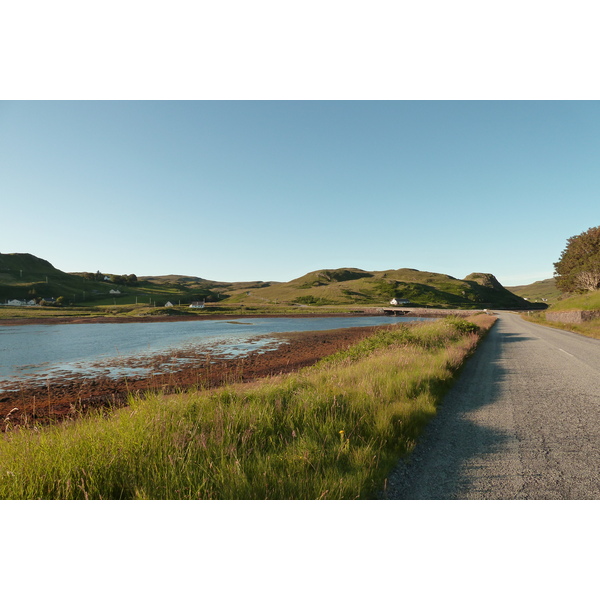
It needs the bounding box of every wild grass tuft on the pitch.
[0,315,495,499]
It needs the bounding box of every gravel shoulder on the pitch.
[382,311,600,499]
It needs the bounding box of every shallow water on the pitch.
[0,315,428,391]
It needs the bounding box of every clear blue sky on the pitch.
[1,100,598,286]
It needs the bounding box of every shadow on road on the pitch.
[382,321,521,499]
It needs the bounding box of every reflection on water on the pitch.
[0,315,428,391]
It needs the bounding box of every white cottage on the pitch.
[165,301,174,307]
[189,301,205,309]
[390,298,410,306]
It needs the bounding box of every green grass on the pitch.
[520,289,600,339]
[545,289,600,312]
[0,314,495,499]
[522,310,600,340]
[506,278,561,304]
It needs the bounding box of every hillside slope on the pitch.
[1,254,533,310]
[0,253,101,302]
[221,267,532,309]
[506,278,560,304]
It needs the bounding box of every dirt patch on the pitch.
[0,324,387,431]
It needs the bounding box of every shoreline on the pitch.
[0,311,370,327]
[0,324,391,430]
[0,307,484,327]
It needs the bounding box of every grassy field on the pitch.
[0,314,495,499]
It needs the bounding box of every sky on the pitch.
[1,100,599,287]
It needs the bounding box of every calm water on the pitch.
[0,315,428,391]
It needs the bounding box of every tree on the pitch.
[554,226,600,293]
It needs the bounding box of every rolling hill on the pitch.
[506,278,560,304]
[219,267,533,309]
[0,253,534,310]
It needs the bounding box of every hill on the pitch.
[0,253,104,302]
[220,267,532,309]
[506,278,560,304]
[0,254,210,307]
[0,254,533,310]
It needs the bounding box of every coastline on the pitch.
[0,311,369,327]
[0,324,390,430]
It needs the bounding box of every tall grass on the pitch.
[0,315,495,499]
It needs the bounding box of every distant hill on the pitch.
[220,267,533,309]
[0,253,534,310]
[0,253,101,302]
[506,278,560,304]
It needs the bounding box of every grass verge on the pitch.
[521,311,600,340]
[0,314,496,499]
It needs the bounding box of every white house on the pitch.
[109,289,121,295]
[165,301,174,307]
[7,299,26,306]
[189,301,205,309]
[390,298,410,306]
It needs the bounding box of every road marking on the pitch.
[558,348,574,357]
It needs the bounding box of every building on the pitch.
[165,301,174,307]
[189,301,205,309]
[390,298,410,306]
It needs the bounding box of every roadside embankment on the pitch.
[0,314,496,500]
[522,310,600,340]
[545,310,600,324]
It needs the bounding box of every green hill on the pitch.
[221,267,532,309]
[1,254,533,310]
[506,278,560,304]
[0,253,103,302]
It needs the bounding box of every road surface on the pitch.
[383,311,600,499]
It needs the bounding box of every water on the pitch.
[0,315,429,391]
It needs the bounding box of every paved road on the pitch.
[383,311,600,499]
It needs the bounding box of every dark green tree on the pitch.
[554,226,600,292]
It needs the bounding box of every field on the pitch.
[0,314,496,499]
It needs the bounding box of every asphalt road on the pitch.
[383,311,600,499]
